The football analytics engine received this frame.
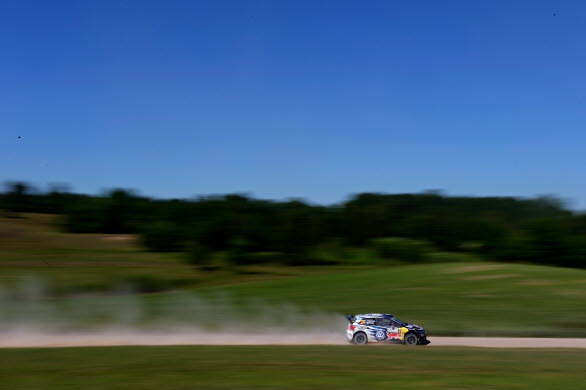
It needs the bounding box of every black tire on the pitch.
[404,333,419,345]
[352,332,368,345]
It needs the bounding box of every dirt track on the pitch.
[1,332,586,348]
[429,337,586,348]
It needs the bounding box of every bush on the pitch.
[228,251,287,265]
[370,237,433,263]
[425,251,481,263]
[140,221,184,252]
[123,274,170,293]
[225,238,253,265]
[186,242,211,267]
[311,239,346,264]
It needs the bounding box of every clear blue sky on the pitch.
[2,1,585,208]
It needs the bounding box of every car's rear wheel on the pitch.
[352,332,368,345]
[404,333,419,345]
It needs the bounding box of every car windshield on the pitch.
[394,318,407,326]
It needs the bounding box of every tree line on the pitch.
[2,181,585,268]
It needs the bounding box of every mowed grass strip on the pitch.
[1,345,585,389]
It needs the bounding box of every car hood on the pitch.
[405,324,425,333]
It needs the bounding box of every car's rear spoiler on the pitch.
[346,314,355,323]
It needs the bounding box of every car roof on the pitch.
[355,313,394,319]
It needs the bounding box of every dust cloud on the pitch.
[6,277,584,348]
[0,276,348,347]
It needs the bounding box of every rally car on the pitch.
[346,313,430,345]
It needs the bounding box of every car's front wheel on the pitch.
[352,332,368,345]
[404,333,419,345]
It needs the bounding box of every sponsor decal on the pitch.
[374,330,387,341]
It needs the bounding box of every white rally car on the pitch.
[346,313,430,345]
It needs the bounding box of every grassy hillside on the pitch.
[5,261,584,336]
[2,213,585,336]
[0,213,343,293]
[2,346,586,389]
[193,262,586,336]
[0,213,196,292]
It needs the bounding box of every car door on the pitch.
[388,320,404,340]
[374,318,393,341]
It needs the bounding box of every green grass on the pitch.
[1,345,585,389]
[0,213,193,291]
[2,213,586,336]
[193,262,586,336]
[0,213,365,293]
[7,261,584,336]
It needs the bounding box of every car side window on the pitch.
[375,318,391,326]
[364,318,376,325]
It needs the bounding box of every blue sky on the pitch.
[2,0,585,208]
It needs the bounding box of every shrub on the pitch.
[123,274,170,293]
[425,251,481,263]
[186,242,211,267]
[140,221,184,252]
[311,239,346,264]
[229,251,287,265]
[370,237,433,263]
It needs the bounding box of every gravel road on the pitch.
[1,332,585,348]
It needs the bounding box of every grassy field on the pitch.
[2,213,586,389]
[4,261,586,336]
[2,213,586,336]
[2,345,586,389]
[0,213,343,293]
[192,261,586,336]
[0,213,192,291]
